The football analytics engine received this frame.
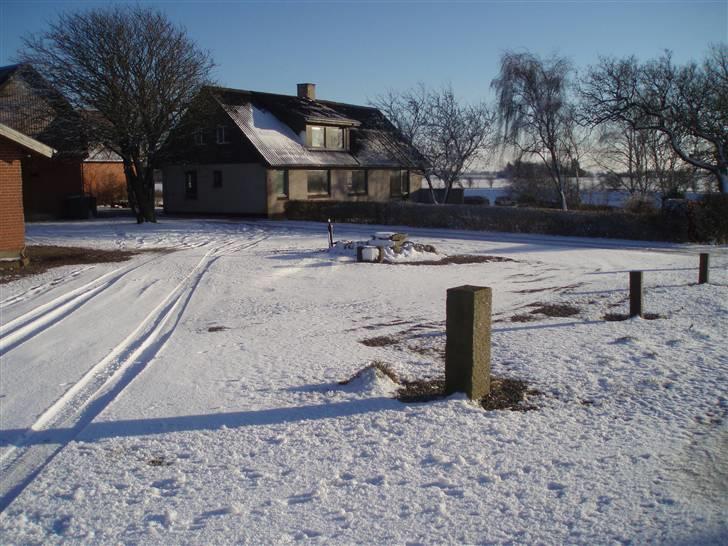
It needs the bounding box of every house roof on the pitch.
[207,86,425,170]
[0,64,86,156]
[0,122,55,158]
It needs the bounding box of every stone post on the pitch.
[699,253,710,284]
[630,271,643,318]
[445,285,492,399]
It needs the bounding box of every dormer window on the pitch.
[307,125,346,150]
[216,125,230,144]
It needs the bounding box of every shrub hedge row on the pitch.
[285,196,728,243]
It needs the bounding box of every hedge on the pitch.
[284,197,728,243]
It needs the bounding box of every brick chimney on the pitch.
[297,83,316,100]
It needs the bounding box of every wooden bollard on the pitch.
[630,271,643,318]
[445,285,492,399]
[699,253,710,284]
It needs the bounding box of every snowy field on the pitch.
[0,217,726,544]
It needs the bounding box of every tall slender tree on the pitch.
[492,51,576,210]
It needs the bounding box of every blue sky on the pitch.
[0,0,725,105]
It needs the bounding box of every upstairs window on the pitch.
[216,125,230,144]
[306,170,330,196]
[307,125,346,150]
[185,171,198,199]
[389,170,409,197]
[349,170,367,195]
[271,170,288,198]
[213,170,223,188]
[310,126,325,148]
[193,130,205,145]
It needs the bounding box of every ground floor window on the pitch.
[185,171,197,199]
[271,169,288,198]
[349,170,368,195]
[213,170,223,188]
[389,170,409,197]
[307,170,330,196]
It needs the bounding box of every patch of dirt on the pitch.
[604,312,662,321]
[396,375,541,411]
[359,335,400,347]
[0,245,169,284]
[388,255,515,266]
[480,378,542,412]
[207,326,229,332]
[529,303,580,317]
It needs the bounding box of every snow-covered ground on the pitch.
[1,217,726,544]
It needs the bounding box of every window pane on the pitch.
[351,170,367,194]
[307,170,329,195]
[310,126,325,148]
[389,170,402,196]
[272,170,288,197]
[390,170,409,196]
[325,127,343,149]
[213,170,223,188]
[185,171,197,199]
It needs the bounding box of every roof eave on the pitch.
[0,123,56,158]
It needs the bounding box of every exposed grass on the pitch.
[0,245,169,284]
[388,255,515,266]
[529,303,581,317]
[510,313,539,323]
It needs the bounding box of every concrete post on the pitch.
[630,271,643,318]
[445,285,492,399]
[699,253,710,284]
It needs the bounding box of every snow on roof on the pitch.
[222,101,358,168]
[210,87,426,170]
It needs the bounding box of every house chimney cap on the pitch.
[297,83,316,100]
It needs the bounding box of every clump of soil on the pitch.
[604,312,662,321]
[338,361,400,385]
[359,335,399,347]
[0,245,166,284]
[510,313,539,323]
[390,255,515,266]
[147,456,173,467]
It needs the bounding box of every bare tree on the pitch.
[373,85,494,204]
[581,44,728,194]
[20,6,214,222]
[491,51,577,210]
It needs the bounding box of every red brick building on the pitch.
[0,123,54,264]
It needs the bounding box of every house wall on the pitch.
[0,138,26,259]
[21,155,84,219]
[82,162,127,205]
[267,169,424,216]
[163,163,267,215]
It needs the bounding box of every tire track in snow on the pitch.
[0,232,269,513]
[0,254,164,357]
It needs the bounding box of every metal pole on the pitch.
[699,253,709,284]
[629,271,643,318]
[327,218,334,248]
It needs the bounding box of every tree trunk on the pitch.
[423,174,440,204]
